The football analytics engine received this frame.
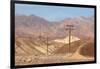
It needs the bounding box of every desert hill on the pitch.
[15,14,94,65]
[54,35,80,43]
[15,15,94,39]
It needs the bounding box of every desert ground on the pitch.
[15,35,94,65]
[15,15,94,65]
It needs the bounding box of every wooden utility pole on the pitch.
[38,23,49,56]
[39,23,42,41]
[65,25,74,56]
[42,31,49,56]
[46,36,49,56]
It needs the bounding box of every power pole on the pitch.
[65,25,74,56]
[46,36,49,56]
[39,23,42,41]
[43,31,49,56]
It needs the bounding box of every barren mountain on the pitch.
[15,15,53,38]
[15,15,94,39]
[59,16,94,38]
[15,14,94,65]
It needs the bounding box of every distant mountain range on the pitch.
[15,14,94,39]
